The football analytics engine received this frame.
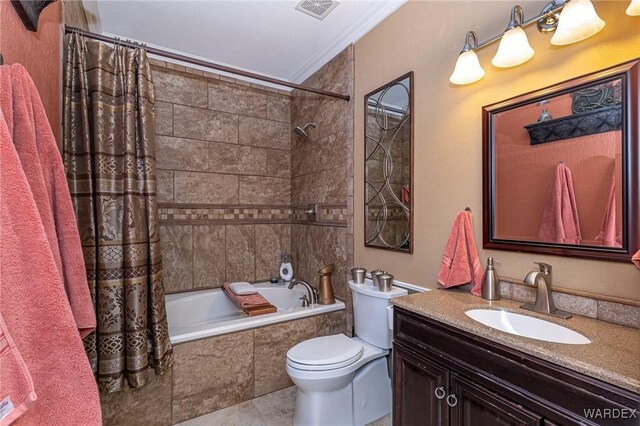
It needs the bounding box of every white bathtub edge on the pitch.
[170,299,346,345]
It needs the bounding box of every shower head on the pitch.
[293,123,316,140]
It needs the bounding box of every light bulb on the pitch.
[551,0,605,46]
[492,26,535,68]
[449,50,485,85]
[627,0,640,15]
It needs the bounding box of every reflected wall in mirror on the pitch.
[364,72,413,253]
[483,60,639,262]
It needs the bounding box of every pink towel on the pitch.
[538,163,582,244]
[437,211,483,296]
[595,167,621,247]
[2,64,95,337]
[402,185,410,205]
[222,282,277,316]
[633,251,640,269]
[0,65,102,425]
[0,314,36,426]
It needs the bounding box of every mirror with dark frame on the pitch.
[483,60,639,262]
[364,72,414,253]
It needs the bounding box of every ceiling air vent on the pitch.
[295,0,340,21]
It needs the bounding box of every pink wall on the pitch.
[494,93,622,246]
[0,0,62,142]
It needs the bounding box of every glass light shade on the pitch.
[551,0,605,45]
[492,26,535,68]
[449,50,485,85]
[627,0,640,15]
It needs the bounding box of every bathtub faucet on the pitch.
[288,280,318,306]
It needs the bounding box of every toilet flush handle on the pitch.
[386,306,394,330]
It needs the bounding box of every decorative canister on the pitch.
[377,273,394,292]
[351,266,367,284]
[370,268,386,287]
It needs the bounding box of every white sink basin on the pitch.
[465,309,590,345]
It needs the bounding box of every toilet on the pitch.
[286,280,408,426]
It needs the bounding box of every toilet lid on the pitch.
[287,334,363,367]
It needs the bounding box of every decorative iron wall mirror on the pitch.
[483,60,639,262]
[365,72,414,253]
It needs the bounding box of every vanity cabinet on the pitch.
[393,307,640,426]
[448,373,542,426]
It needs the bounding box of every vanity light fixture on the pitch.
[449,31,485,85]
[627,0,640,16]
[551,0,605,45]
[451,0,618,86]
[492,5,535,68]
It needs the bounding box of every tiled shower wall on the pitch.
[152,48,355,302]
[290,46,355,334]
[100,50,355,425]
[151,61,294,291]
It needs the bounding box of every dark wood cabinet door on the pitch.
[393,344,449,426]
[449,373,543,426]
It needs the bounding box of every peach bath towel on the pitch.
[538,163,582,244]
[0,65,102,425]
[2,64,95,337]
[222,283,277,316]
[437,210,483,296]
[633,251,640,269]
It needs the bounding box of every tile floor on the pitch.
[176,386,392,426]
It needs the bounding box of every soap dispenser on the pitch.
[279,252,293,282]
[481,257,500,301]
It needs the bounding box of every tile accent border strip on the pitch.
[292,204,348,226]
[159,204,291,222]
[159,203,347,225]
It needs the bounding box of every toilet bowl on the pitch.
[286,281,407,426]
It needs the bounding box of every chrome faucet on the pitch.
[521,262,571,319]
[288,280,318,306]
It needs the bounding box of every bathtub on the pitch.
[166,282,346,344]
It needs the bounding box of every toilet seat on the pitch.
[286,336,388,382]
[286,334,364,371]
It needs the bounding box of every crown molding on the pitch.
[288,0,407,84]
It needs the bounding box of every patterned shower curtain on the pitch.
[62,33,173,393]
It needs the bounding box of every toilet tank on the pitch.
[348,281,408,349]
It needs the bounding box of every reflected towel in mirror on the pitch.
[538,163,582,244]
[595,165,622,247]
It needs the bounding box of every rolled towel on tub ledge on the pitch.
[222,282,277,316]
[229,281,258,295]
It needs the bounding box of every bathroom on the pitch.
[0,0,638,425]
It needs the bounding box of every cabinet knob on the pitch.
[446,394,458,407]
[434,386,446,399]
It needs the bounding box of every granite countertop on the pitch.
[392,288,640,394]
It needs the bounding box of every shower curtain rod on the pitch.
[64,26,351,102]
